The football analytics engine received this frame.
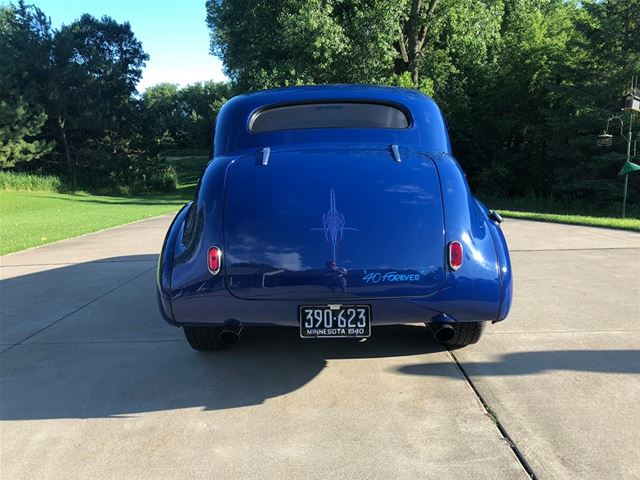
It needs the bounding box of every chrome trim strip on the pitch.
[391,144,401,163]
[261,146,271,166]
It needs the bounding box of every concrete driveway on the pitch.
[1,215,639,479]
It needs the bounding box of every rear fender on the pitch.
[474,199,513,322]
[429,154,501,322]
[157,203,191,325]
[169,158,230,322]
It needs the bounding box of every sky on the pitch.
[35,0,228,91]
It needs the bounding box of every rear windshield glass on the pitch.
[250,102,410,132]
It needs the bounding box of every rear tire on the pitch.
[183,326,227,351]
[435,321,486,347]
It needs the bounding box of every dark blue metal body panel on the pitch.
[156,203,190,325]
[475,199,514,321]
[223,145,447,300]
[156,85,512,328]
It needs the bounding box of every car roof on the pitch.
[213,84,451,156]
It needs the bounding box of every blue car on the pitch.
[157,85,512,350]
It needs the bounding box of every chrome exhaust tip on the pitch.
[432,323,456,343]
[219,323,243,345]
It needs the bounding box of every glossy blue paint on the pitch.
[475,199,514,321]
[157,85,512,328]
[214,85,452,156]
[223,146,446,300]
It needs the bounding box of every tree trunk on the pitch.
[397,0,439,85]
[58,115,77,191]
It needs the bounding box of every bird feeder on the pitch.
[596,132,613,147]
[624,93,640,113]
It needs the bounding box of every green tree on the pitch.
[0,2,53,169]
[178,81,231,149]
[142,83,183,150]
[51,14,149,188]
[447,0,583,197]
[548,0,640,204]
[206,0,404,89]
[397,0,439,84]
[142,81,230,153]
[206,0,501,93]
[0,99,51,169]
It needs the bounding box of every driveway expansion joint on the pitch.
[17,339,183,347]
[0,265,157,356]
[447,349,537,479]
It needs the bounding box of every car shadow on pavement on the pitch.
[7,255,640,420]
[1,255,454,420]
[0,319,447,419]
[4,255,637,421]
[396,349,640,377]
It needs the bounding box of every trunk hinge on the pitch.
[390,144,401,163]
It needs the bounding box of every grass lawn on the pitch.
[0,155,208,255]
[499,210,640,232]
[485,196,640,232]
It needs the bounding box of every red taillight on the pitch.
[208,246,222,275]
[448,241,463,270]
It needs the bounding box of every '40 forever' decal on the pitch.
[362,272,421,284]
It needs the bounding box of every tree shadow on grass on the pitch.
[30,192,191,207]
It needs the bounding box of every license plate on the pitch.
[299,305,371,338]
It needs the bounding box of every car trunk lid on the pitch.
[223,145,445,300]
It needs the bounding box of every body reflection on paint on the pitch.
[324,261,348,293]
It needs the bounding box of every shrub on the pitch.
[146,166,178,192]
[0,171,64,192]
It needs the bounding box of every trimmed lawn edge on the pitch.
[0,211,178,258]
[500,210,640,232]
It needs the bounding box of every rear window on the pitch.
[250,102,410,132]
